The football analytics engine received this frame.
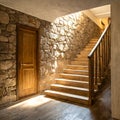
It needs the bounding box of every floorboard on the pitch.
[0,83,116,120]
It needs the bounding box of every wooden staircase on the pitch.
[45,39,98,105]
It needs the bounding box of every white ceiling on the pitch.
[90,5,111,18]
[0,0,110,22]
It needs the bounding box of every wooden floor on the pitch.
[0,83,115,120]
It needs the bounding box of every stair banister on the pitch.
[88,24,110,58]
[88,23,111,105]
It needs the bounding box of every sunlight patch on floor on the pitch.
[7,95,52,109]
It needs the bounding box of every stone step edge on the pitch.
[60,73,89,77]
[55,78,89,84]
[63,69,88,72]
[51,84,89,91]
[45,90,89,100]
[66,65,88,67]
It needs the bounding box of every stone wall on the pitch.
[0,5,41,105]
[0,4,100,106]
[39,12,101,92]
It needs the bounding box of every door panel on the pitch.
[17,26,38,99]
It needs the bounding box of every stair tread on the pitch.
[51,84,89,91]
[67,65,88,67]
[45,90,89,100]
[45,38,100,104]
[60,73,89,77]
[64,69,88,72]
[72,60,88,62]
[55,78,89,84]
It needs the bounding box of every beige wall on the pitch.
[111,0,120,119]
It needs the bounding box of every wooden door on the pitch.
[17,25,38,99]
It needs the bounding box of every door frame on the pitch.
[16,24,39,100]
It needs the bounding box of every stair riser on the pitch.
[71,61,88,65]
[89,41,97,43]
[56,80,89,88]
[45,92,89,105]
[66,66,88,70]
[59,74,89,81]
[84,47,94,50]
[51,86,89,97]
[85,44,95,47]
[80,52,90,55]
[79,52,90,55]
[63,70,88,75]
[77,54,89,57]
[74,58,88,61]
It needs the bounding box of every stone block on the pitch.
[0,75,8,81]
[0,43,8,53]
[0,36,8,42]
[19,14,28,23]
[0,61,13,70]
[8,35,16,43]
[7,24,16,32]
[5,78,16,87]
[8,43,16,54]
[0,54,15,60]
[0,11,9,24]
[8,69,16,78]
[49,33,58,39]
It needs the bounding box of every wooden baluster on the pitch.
[104,34,106,68]
[108,28,110,63]
[95,50,97,85]
[106,32,108,67]
[98,44,101,83]
[109,26,111,62]
[88,54,94,105]
[103,36,106,72]
[107,30,109,65]
[106,31,108,65]
[101,38,104,75]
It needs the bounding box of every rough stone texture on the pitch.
[7,24,16,32]
[0,5,42,105]
[39,12,100,81]
[0,36,8,42]
[0,11,9,24]
[0,4,101,106]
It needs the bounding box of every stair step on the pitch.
[80,51,91,54]
[55,78,89,88]
[85,44,96,46]
[45,38,99,105]
[77,54,88,57]
[63,69,88,75]
[76,55,88,59]
[45,90,89,105]
[51,84,89,96]
[84,46,94,49]
[80,51,90,54]
[74,58,88,61]
[71,61,88,65]
[59,73,89,81]
[89,40,97,43]
[66,65,88,70]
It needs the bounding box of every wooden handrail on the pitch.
[88,23,111,58]
[88,23,111,105]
